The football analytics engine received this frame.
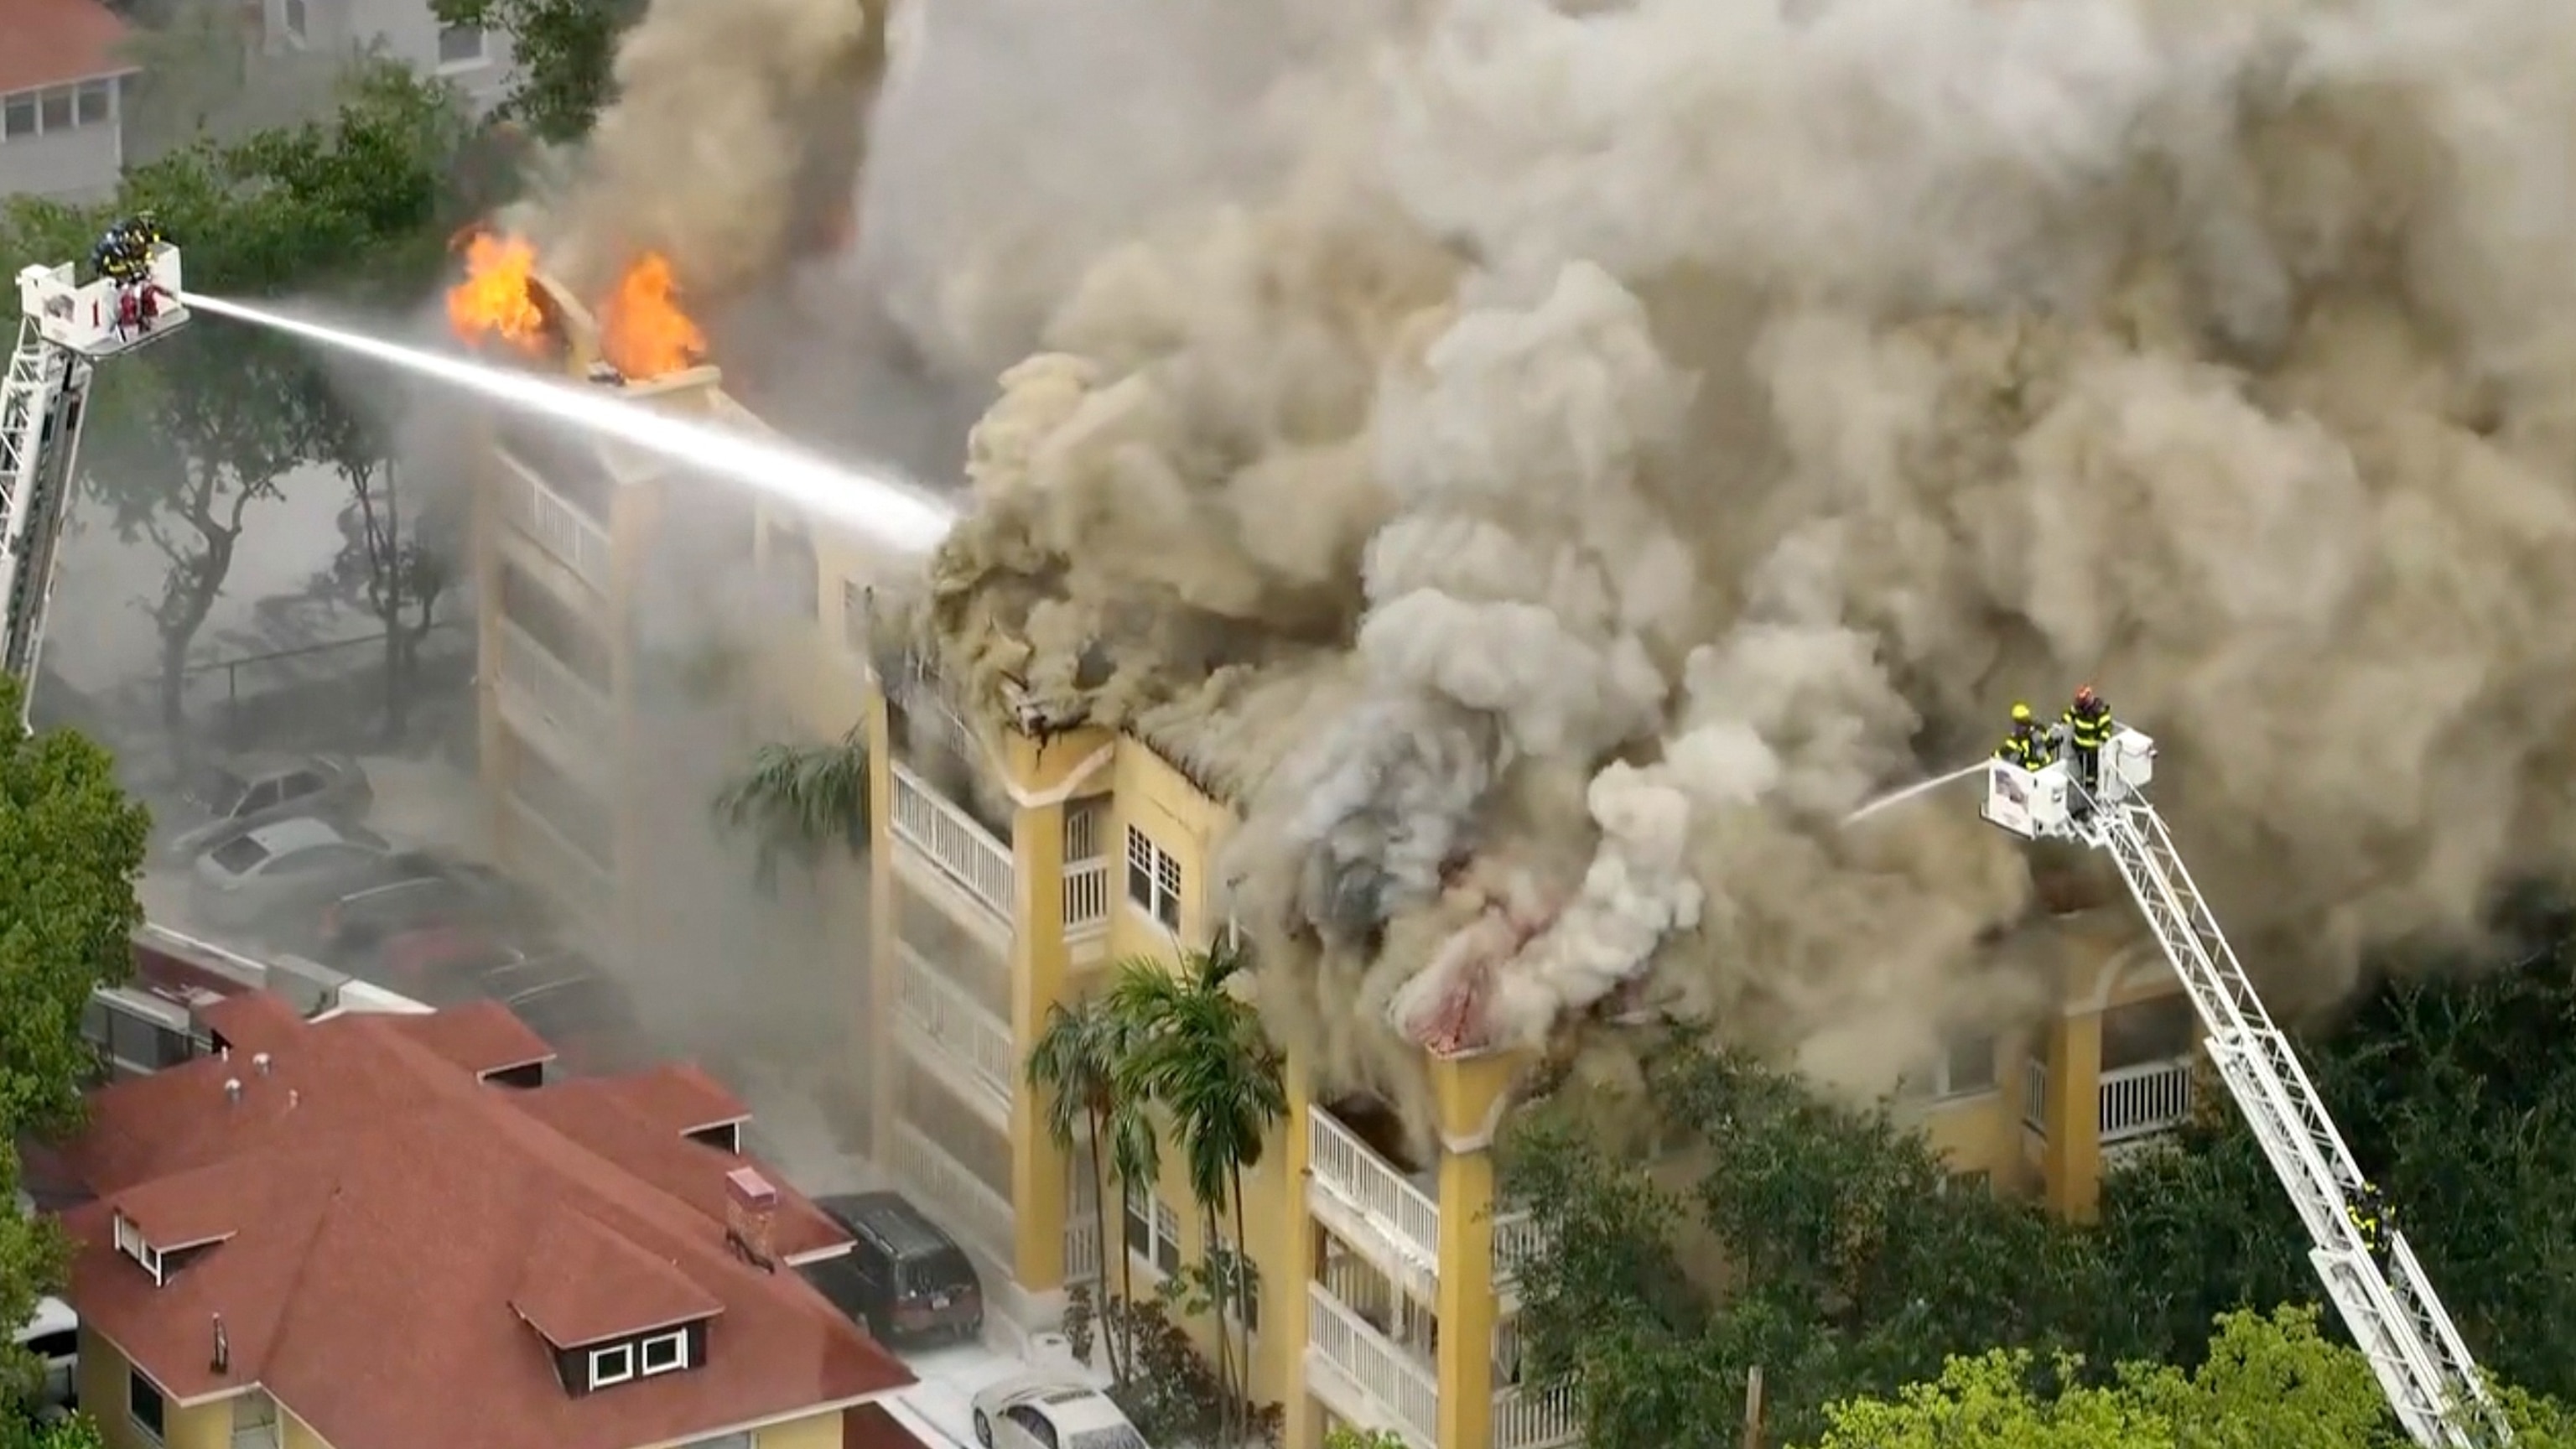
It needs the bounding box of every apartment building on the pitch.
[0,0,138,202]
[256,0,515,108]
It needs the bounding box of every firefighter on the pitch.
[1997,702,2052,770]
[2063,684,2114,797]
[2348,1180,2394,1271]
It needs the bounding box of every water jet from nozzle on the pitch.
[1844,761,1986,826]
[176,291,958,555]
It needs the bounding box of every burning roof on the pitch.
[449,228,708,383]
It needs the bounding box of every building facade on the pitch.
[470,278,2206,1449]
[0,0,137,203]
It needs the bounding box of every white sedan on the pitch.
[970,1373,1150,1449]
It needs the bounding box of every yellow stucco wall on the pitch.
[77,1331,228,1449]
[753,1405,849,1449]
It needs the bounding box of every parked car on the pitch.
[13,1296,76,1411]
[371,928,649,1075]
[311,850,552,959]
[162,754,373,861]
[188,817,397,936]
[971,1374,1149,1449]
[802,1192,985,1347]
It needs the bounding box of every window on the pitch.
[437,23,488,66]
[239,779,283,815]
[209,835,271,873]
[1064,798,1104,863]
[682,1436,752,1449]
[2102,995,2196,1071]
[760,521,819,621]
[268,844,369,875]
[1005,1406,1060,1449]
[3,94,35,140]
[283,0,308,39]
[1220,1249,1260,1335]
[278,770,325,802]
[638,1329,688,1375]
[1123,1182,1182,1276]
[75,80,110,126]
[1939,1031,1997,1096]
[842,577,869,652]
[128,1368,165,1442]
[588,1341,635,1389]
[1124,826,1182,932]
[39,88,72,132]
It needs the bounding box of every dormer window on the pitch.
[112,1212,164,1285]
[585,1327,693,1390]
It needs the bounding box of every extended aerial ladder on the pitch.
[1981,724,2513,1448]
[3,240,191,727]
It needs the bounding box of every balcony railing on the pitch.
[1064,859,1109,935]
[896,943,1016,1116]
[890,761,1016,919]
[1494,1382,1581,1449]
[1309,1109,1441,1270]
[1066,1215,1102,1285]
[891,1118,1014,1264]
[1306,1283,1440,1447]
[496,620,612,766]
[2023,1057,2048,1134]
[496,450,614,590]
[2100,1057,2194,1142]
[1492,1211,1543,1288]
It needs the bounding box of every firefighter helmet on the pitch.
[2010,702,2033,724]
[2074,684,2099,710]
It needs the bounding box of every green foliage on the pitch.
[1322,1429,1410,1449]
[2096,939,2576,1397]
[1100,1296,1281,1449]
[1805,1306,2566,1449]
[713,730,870,878]
[0,679,148,1419]
[0,1411,107,1449]
[1506,1035,2117,1446]
[1028,995,1142,1382]
[432,0,646,143]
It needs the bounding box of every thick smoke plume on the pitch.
[548,0,2576,1112]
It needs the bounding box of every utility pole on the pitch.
[1742,1364,1766,1449]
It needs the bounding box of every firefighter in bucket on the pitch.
[91,213,170,338]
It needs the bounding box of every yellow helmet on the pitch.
[2010,702,2033,724]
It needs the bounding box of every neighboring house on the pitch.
[258,0,515,109]
[48,993,915,1449]
[0,0,137,202]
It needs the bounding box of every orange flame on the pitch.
[600,252,707,381]
[445,231,547,353]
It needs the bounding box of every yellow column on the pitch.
[864,680,899,1166]
[1013,796,1072,1291]
[1269,1057,1320,1444]
[1426,1049,1530,1449]
[2043,1009,2106,1220]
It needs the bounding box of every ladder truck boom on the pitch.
[3,236,190,725]
[1983,723,2511,1448]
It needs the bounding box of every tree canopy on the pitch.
[431,0,645,143]
[0,678,148,1434]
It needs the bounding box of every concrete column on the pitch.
[863,679,898,1171]
[1266,1057,1319,1418]
[1426,1049,1529,1449]
[2043,1008,2106,1220]
[1012,797,1071,1293]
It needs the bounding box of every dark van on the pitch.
[803,1192,984,1346]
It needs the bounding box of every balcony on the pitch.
[1491,1211,1544,1291]
[890,1118,1015,1265]
[1306,1283,1440,1449]
[889,761,1016,920]
[1494,1382,1581,1449]
[895,942,1016,1122]
[496,449,614,591]
[1064,859,1109,936]
[505,792,616,936]
[1066,1214,1102,1285]
[2100,1056,2194,1144]
[1308,1109,1441,1280]
[2023,1057,2047,1134]
[496,620,613,776]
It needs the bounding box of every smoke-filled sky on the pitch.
[538,0,2576,1105]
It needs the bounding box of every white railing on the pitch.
[896,943,1017,1114]
[1306,1283,1440,1446]
[891,1119,1015,1264]
[497,450,613,590]
[890,761,1016,919]
[2023,1057,2048,1134]
[1494,1382,1582,1449]
[496,620,612,761]
[1492,1211,1543,1287]
[2098,1057,2194,1143]
[1066,1215,1102,1285]
[1064,860,1109,935]
[1308,1109,1441,1268]
[505,793,616,930]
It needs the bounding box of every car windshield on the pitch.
[194,768,249,815]
[896,1249,975,1298]
[208,835,270,873]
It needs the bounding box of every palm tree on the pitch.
[1108,941,1286,1444]
[1028,995,1142,1383]
[711,727,868,884]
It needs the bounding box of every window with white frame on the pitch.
[638,1329,688,1375]
[1218,1243,1260,1336]
[128,1368,165,1443]
[1064,797,1104,863]
[588,1341,635,1389]
[2,80,114,143]
[112,1213,164,1284]
[437,23,488,66]
[283,0,308,39]
[1904,1031,1998,1099]
[1124,826,1182,932]
[1124,1182,1182,1275]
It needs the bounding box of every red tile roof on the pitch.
[54,996,909,1449]
[384,999,558,1078]
[0,0,136,98]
